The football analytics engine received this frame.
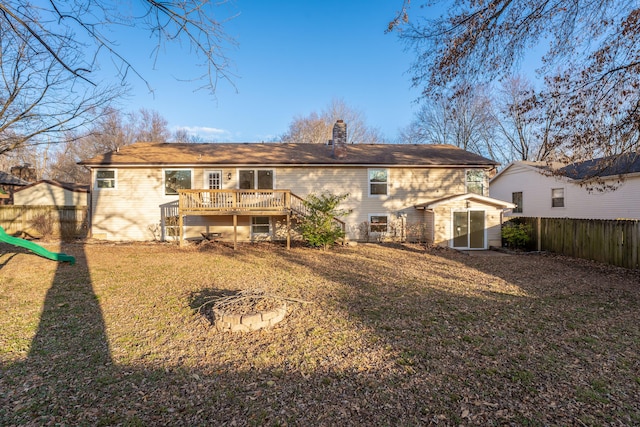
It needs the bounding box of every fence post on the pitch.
[537,217,541,251]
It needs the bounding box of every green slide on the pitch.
[0,226,75,265]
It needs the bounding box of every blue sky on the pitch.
[114,1,420,142]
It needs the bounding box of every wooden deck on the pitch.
[176,189,345,249]
[178,189,300,216]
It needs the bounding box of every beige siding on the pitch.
[278,166,466,241]
[14,183,88,206]
[90,165,475,242]
[430,200,505,248]
[92,168,165,240]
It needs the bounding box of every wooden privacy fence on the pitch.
[506,217,640,269]
[0,206,89,238]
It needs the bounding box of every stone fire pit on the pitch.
[200,289,293,332]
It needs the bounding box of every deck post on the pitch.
[178,214,184,247]
[286,212,291,250]
[233,214,237,250]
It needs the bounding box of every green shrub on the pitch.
[299,192,350,250]
[502,222,532,249]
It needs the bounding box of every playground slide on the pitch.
[0,226,75,265]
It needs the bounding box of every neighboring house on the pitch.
[79,123,514,249]
[13,180,90,207]
[490,156,640,220]
[0,171,31,205]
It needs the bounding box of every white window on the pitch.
[552,188,565,208]
[466,170,485,195]
[512,192,523,213]
[369,169,388,196]
[205,170,222,189]
[239,169,274,189]
[96,170,116,189]
[251,216,271,235]
[369,214,388,233]
[164,169,192,195]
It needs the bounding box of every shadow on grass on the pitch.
[0,242,30,270]
[2,241,640,425]
[0,241,114,423]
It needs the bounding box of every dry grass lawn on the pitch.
[1,240,640,426]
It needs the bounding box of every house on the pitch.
[79,122,515,249]
[13,180,90,207]
[0,170,31,205]
[490,155,640,220]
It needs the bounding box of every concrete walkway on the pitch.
[457,249,512,256]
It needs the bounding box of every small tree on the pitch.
[501,221,533,250]
[299,192,350,250]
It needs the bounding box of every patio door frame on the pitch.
[451,209,487,250]
[237,169,275,190]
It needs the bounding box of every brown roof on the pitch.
[0,170,31,186]
[79,142,499,167]
[15,180,90,193]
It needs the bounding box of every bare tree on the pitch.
[48,107,172,183]
[280,99,385,144]
[493,76,538,161]
[400,98,452,146]
[281,112,330,144]
[400,85,501,160]
[172,129,204,143]
[0,0,235,93]
[132,109,171,143]
[0,0,234,164]
[392,1,640,178]
[0,21,120,157]
[49,139,91,183]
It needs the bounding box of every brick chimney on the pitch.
[332,120,347,159]
[10,164,36,182]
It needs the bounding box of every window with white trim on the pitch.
[466,170,485,195]
[369,214,388,233]
[239,169,274,189]
[369,169,388,196]
[251,216,271,235]
[164,169,192,195]
[96,170,116,189]
[552,188,565,208]
[512,191,523,213]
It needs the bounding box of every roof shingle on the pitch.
[0,171,31,186]
[79,142,499,167]
[558,153,640,179]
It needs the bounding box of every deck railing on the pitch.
[178,189,290,212]
[177,189,346,232]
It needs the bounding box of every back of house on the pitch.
[80,124,514,249]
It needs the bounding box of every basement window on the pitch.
[251,216,271,235]
[369,215,388,233]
